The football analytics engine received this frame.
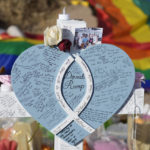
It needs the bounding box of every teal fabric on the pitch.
[133,0,150,15]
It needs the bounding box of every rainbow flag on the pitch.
[89,0,150,89]
[0,33,43,74]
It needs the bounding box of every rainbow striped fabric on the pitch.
[0,33,43,74]
[89,0,150,89]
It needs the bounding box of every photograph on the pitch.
[74,28,103,49]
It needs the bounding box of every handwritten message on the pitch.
[0,92,30,117]
[11,44,135,145]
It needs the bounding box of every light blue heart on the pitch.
[11,44,135,145]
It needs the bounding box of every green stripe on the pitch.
[133,0,150,15]
[133,0,150,25]
[135,68,150,79]
[0,41,33,55]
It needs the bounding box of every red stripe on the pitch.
[88,0,96,6]
[24,32,44,40]
[0,33,14,40]
[103,36,150,50]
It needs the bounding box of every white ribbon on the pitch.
[52,55,94,134]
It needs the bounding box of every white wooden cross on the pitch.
[0,86,144,150]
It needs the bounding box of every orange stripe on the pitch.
[96,0,150,60]
[111,0,150,43]
[103,38,150,59]
[95,0,139,47]
[95,0,134,38]
[113,34,136,43]
[114,44,150,59]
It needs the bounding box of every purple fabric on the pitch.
[94,138,128,150]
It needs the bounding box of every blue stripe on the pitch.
[0,54,18,74]
[142,80,150,89]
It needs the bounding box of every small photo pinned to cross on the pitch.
[74,28,103,49]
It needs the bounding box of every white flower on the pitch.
[44,26,62,46]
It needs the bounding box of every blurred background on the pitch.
[0,0,150,150]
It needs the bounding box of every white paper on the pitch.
[55,136,83,150]
[119,88,144,114]
[0,88,144,118]
[0,92,30,117]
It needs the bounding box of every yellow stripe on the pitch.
[25,38,43,44]
[131,24,150,43]
[133,57,150,70]
[112,0,148,27]
[112,0,150,43]
[2,37,43,45]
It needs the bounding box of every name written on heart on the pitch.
[64,71,85,91]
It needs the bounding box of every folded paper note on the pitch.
[11,44,135,145]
